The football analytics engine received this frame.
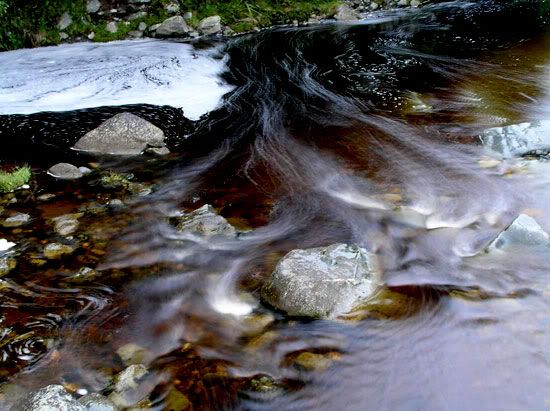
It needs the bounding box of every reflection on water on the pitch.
[0,2,549,410]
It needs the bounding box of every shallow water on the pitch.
[0,2,549,410]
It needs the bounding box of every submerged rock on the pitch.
[52,214,82,237]
[198,15,222,35]
[261,243,380,318]
[48,163,84,180]
[176,204,236,238]
[481,121,550,158]
[73,113,166,155]
[10,384,84,411]
[488,214,549,250]
[44,243,75,259]
[78,393,116,411]
[108,364,149,408]
[155,16,190,37]
[1,213,30,228]
[0,256,16,277]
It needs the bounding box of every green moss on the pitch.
[0,167,31,193]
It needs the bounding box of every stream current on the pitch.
[0,1,549,410]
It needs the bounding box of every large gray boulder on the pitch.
[262,243,381,319]
[10,385,84,411]
[488,214,549,251]
[73,113,166,155]
[198,15,222,35]
[481,120,550,158]
[155,16,190,37]
[176,204,236,238]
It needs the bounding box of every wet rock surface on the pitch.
[47,163,84,180]
[10,384,84,411]
[481,121,550,158]
[488,214,550,250]
[78,393,117,411]
[73,113,166,155]
[262,244,381,318]
[176,204,237,238]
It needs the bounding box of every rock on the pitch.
[410,0,422,6]
[145,146,170,156]
[148,23,161,32]
[155,16,190,37]
[481,121,550,158]
[44,243,74,259]
[79,167,92,175]
[68,267,99,283]
[57,12,73,31]
[182,12,193,20]
[176,205,236,237]
[488,214,549,251]
[106,22,118,33]
[198,15,222,35]
[87,32,96,40]
[37,194,56,202]
[0,239,15,252]
[0,256,16,277]
[164,2,180,14]
[138,22,147,31]
[59,32,69,40]
[127,11,147,21]
[47,163,84,180]
[52,214,82,237]
[113,364,148,393]
[86,0,101,14]
[78,393,116,411]
[10,384,84,411]
[397,0,410,6]
[261,243,380,318]
[117,343,149,366]
[293,352,335,372]
[73,113,166,155]
[2,213,30,228]
[128,30,143,38]
[334,4,360,21]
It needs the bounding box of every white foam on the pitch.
[0,239,15,252]
[0,39,234,120]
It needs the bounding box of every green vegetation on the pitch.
[179,0,340,32]
[0,167,31,193]
[0,0,339,50]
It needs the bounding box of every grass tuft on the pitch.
[0,167,31,193]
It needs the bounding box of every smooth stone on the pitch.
[155,16,190,37]
[86,0,101,13]
[48,163,84,180]
[128,30,143,38]
[73,113,165,155]
[44,243,74,259]
[78,393,116,411]
[145,146,170,156]
[138,22,147,31]
[59,32,69,40]
[87,32,96,40]
[127,11,147,21]
[57,12,73,30]
[261,243,381,319]
[293,352,335,371]
[2,213,30,228]
[488,214,550,250]
[176,204,236,237]
[198,15,222,35]
[481,120,550,158]
[52,214,82,237]
[10,384,84,411]
[106,22,118,33]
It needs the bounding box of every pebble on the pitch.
[44,243,75,259]
[1,213,30,228]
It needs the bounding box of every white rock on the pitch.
[0,239,15,252]
[57,12,73,30]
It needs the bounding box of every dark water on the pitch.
[0,1,549,410]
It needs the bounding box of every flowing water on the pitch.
[0,1,549,410]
